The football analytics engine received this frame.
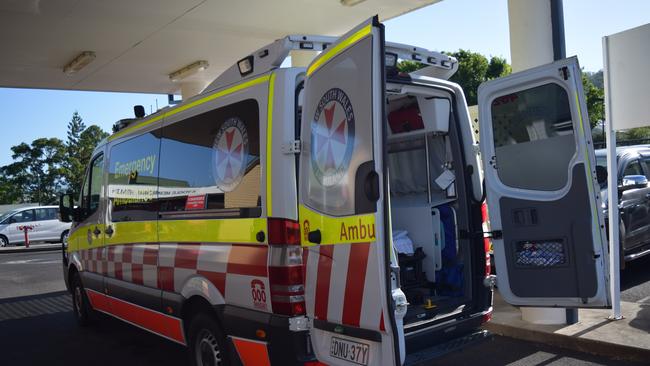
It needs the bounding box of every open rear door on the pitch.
[298,17,402,366]
[478,57,610,308]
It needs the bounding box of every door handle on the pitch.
[93,227,101,237]
[308,229,322,244]
[104,225,114,237]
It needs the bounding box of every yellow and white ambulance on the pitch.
[60,16,610,366]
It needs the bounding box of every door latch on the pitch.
[282,140,301,154]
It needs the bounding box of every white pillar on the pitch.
[508,0,566,324]
[508,0,554,72]
[180,80,208,100]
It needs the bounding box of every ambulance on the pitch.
[60,17,610,366]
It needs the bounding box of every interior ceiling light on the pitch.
[169,60,209,82]
[340,0,367,6]
[63,51,96,75]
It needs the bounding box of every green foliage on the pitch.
[396,60,427,73]
[447,50,512,105]
[0,112,109,204]
[582,72,605,128]
[1,138,66,204]
[619,127,650,140]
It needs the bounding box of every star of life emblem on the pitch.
[311,88,355,187]
[212,117,249,192]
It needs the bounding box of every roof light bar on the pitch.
[169,60,209,82]
[63,51,96,75]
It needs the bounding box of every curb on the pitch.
[483,320,650,364]
[0,244,62,254]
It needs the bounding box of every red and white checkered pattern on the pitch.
[79,242,271,313]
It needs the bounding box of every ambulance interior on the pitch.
[386,91,473,327]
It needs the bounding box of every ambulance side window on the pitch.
[107,133,160,222]
[158,99,262,218]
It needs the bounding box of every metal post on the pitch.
[603,36,623,320]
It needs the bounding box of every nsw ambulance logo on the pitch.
[311,88,355,187]
[212,117,249,192]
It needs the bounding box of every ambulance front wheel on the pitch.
[71,272,94,326]
[188,312,229,366]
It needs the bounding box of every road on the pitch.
[0,250,648,366]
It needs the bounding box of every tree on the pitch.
[2,138,66,204]
[63,111,87,196]
[582,72,605,128]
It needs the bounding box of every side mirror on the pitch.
[619,175,649,191]
[59,193,75,223]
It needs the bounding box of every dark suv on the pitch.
[596,146,650,265]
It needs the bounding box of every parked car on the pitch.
[596,146,650,265]
[0,205,71,247]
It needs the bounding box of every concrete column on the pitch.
[508,0,554,72]
[507,0,567,325]
[180,80,208,100]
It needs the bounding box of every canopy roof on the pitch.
[0,0,439,94]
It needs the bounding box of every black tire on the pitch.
[71,272,93,326]
[188,313,229,366]
[0,235,8,247]
[61,230,70,246]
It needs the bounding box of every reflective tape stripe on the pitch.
[86,289,186,345]
[575,90,604,245]
[231,337,271,366]
[109,74,272,141]
[299,204,376,246]
[266,72,276,216]
[158,218,267,244]
[307,24,372,77]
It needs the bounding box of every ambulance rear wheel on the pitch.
[71,273,93,326]
[188,313,228,366]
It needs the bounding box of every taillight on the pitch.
[268,218,306,316]
[268,217,301,245]
[481,203,491,276]
[481,310,493,324]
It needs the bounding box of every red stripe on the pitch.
[87,289,185,344]
[107,246,116,261]
[175,244,200,269]
[114,262,123,280]
[314,245,334,320]
[342,243,371,327]
[86,289,110,312]
[227,245,268,277]
[197,270,227,296]
[122,245,133,263]
[231,337,271,366]
[131,264,143,285]
[143,247,158,265]
[380,312,385,331]
[158,267,175,291]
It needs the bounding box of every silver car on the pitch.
[0,206,71,247]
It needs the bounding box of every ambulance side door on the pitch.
[298,17,401,366]
[478,57,610,308]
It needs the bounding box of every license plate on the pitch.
[329,336,370,365]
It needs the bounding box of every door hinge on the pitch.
[282,140,301,154]
[459,229,502,240]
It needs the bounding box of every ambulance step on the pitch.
[404,330,491,365]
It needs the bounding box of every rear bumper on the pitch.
[218,305,314,365]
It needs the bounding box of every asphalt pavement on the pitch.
[0,250,648,366]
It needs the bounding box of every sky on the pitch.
[0,0,648,166]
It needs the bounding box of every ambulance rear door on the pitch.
[298,17,402,366]
[478,57,610,308]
